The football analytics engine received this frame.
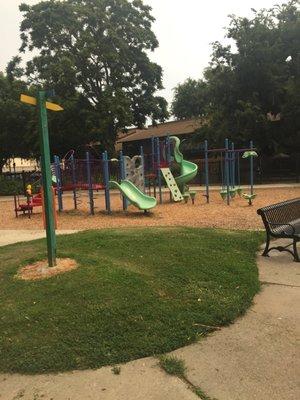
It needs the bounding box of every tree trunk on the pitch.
[0,159,7,174]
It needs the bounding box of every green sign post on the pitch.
[21,91,63,267]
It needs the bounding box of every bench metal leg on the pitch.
[262,237,300,262]
[262,233,270,257]
[293,238,299,262]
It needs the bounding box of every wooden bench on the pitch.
[257,198,300,262]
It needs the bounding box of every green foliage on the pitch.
[172,78,209,119]
[0,176,40,196]
[172,1,300,155]
[0,177,24,196]
[0,227,262,373]
[159,356,186,377]
[0,72,35,169]
[47,93,100,157]
[17,0,169,153]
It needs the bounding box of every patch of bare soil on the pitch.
[15,258,78,281]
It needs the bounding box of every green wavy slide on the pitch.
[109,180,157,211]
[170,136,198,191]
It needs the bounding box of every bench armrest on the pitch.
[269,222,296,235]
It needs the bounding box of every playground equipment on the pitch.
[14,190,42,218]
[52,147,156,214]
[14,184,58,227]
[109,147,156,212]
[143,136,170,202]
[242,144,258,205]
[160,168,183,202]
[109,180,157,211]
[143,135,198,204]
[124,155,145,192]
[13,128,259,224]
[203,139,258,205]
[49,135,197,215]
[53,152,105,215]
[170,136,198,193]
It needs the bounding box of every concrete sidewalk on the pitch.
[172,240,300,400]
[0,358,198,400]
[0,238,299,400]
[0,229,78,246]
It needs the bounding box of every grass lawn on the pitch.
[0,227,262,374]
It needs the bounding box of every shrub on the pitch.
[0,177,24,196]
[0,176,40,196]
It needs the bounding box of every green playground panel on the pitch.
[160,168,184,202]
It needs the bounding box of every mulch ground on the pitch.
[1,187,299,231]
[15,258,78,281]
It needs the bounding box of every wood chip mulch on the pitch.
[1,187,299,232]
[15,258,78,281]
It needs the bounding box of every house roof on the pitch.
[117,118,203,143]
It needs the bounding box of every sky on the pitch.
[0,0,278,105]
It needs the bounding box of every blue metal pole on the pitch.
[228,141,232,188]
[227,141,231,188]
[166,136,172,202]
[225,138,230,205]
[156,137,162,204]
[70,154,77,209]
[86,151,94,215]
[54,155,63,212]
[231,142,235,188]
[103,151,111,213]
[204,140,209,203]
[250,140,254,196]
[140,145,145,193]
[166,135,171,167]
[153,137,157,198]
[151,136,155,173]
[151,136,156,198]
[237,152,241,187]
[119,150,128,210]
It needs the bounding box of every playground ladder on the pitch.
[160,168,183,202]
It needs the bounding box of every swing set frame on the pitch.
[203,139,257,205]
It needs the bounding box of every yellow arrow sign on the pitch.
[20,94,63,111]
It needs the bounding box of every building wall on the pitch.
[121,133,196,157]
[2,158,38,173]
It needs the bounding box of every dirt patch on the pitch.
[16,258,78,281]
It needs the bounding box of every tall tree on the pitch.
[172,78,208,120]
[0,71,35,171]
[18,0,168,152]
[1,57,94,164]
[172,1,300,155]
